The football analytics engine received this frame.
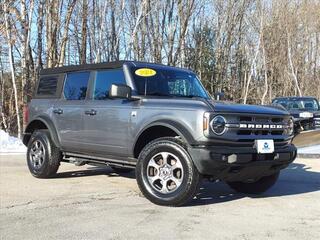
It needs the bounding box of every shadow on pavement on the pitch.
[189,162,320,206]
[53,162,319,206]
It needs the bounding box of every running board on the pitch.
[63,152,137,169]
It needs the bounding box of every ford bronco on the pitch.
[23,61,297,206]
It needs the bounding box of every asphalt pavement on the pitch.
[0,154,319,240]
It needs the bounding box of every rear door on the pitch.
[52,71,91,153]
[82,69,134,156]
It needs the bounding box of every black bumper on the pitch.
[294,117,320,130]
[188,144,297,182]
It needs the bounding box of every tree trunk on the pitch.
[4,1,22,138]
[58,0,77,66]
[243,11,263,104]
[287,34,302,97]
[80,0,88,64]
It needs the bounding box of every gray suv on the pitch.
[23,61,297,206]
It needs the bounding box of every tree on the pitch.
[3,0,22,138]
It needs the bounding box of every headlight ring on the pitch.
[210,115,227,135]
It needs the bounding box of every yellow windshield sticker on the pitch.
[135,68,156,77]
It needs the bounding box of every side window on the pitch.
[94,69,126,100]
[64,72,90,100]
[37,75,59,96]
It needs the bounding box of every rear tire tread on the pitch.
[27,130,61,178]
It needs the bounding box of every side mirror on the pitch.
[109,84,132,99]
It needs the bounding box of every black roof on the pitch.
[40,60,192,75]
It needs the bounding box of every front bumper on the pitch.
[188,144,297,182]
[314,116,320,128]
[294,117,320,130]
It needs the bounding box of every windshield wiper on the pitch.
[146,92,171,97]
[172,94,203,99]
[186,95,202,98]
[146,92,205,99]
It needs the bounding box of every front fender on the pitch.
[134,119,197,146]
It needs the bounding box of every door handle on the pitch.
[53,109,63,115]
[85,109,97,116]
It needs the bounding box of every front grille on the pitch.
[236,116,286,136]
[239,116,283,123]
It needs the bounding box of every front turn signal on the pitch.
[203,115,209,131]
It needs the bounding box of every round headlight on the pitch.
[210,115,227,135]
[287,118,294,135]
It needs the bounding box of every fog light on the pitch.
[228,154,237,163]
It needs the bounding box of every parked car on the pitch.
[272,97,320,131]
[23,61,297,206]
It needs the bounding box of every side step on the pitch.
[63,152,137,169]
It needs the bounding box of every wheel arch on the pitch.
[132,120,195,158]
[23,116,61,148]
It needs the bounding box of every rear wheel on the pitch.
[27,130,62,178]
[227,172,280,194]
[136,137,201,206]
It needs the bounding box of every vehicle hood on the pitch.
[208,100,289,116]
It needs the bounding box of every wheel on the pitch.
[136,137,201,206]
[227,172,280,194]
[27,130,62,178]
[111,166,134,174]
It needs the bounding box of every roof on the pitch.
[40,60,192,75]
[40,61,125,75]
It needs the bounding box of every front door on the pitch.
[82,69,133,156]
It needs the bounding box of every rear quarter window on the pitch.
[37,75,59,96]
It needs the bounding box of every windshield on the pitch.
[274,99,319,111]
[130,67,210,99]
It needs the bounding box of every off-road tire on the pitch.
[227,172,280,194]
[27,130,62,178]
[136,137,201,206]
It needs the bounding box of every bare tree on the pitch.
[4,0,22,138]
[58,0,77,66]
[80,0,88,64]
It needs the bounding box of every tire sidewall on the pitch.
[27,131,52,177]
[137,140,196,205]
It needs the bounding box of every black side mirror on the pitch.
[109,84,132,99]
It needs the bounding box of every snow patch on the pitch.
[0,130,26,153]
[298,145,320,155]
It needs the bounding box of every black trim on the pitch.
[40,61,125,75]
[132,120,197,156]
[63,152,136,168]
[188,144,297,180]
[23,117,61,148]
